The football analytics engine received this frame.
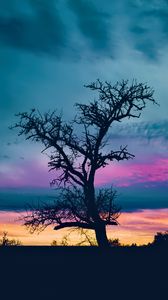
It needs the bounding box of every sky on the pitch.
[0,209,168,245]
[0,0,168,244]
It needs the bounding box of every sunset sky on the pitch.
[0,0,168,245]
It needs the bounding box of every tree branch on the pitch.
[54,222,95,230]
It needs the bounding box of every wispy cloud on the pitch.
[0,0,67,56]
[1,0,168,59]
[110,120,168,141]
[0,159,51,188]
[96,157,168,187]
[123,0,168,59]
[68,0,112,53]
[108,208,168,245]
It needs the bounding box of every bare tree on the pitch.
[12,79,157,247]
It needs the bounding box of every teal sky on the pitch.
[0,1,168,211]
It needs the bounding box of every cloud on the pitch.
[1,0,168,60]
[0,0,67,56]
[0,158,51,188]
[0,155,10,160]
[0,188,55,211]
[95,157,168,188]
[6,140,19,146]
[110,120,168,141]
[68,0,112,53]
[126,0,168,59]
[68,0,168,59]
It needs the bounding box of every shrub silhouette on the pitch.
[152,231,168,247]
[0,232,22,246]
[108,238,121,247]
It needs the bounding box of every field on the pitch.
[0,246,167,299]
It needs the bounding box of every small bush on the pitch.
[0,232,22,246]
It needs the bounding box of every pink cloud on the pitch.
[95,157,168,186]
[107,208,168,245]
[0,155,168,188]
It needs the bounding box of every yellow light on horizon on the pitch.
[0,209,167,246]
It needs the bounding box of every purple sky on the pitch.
[1,121,168,189]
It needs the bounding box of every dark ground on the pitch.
[0,246,167,299]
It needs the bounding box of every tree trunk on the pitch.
[84,183,109,247]
[95,222,109,247]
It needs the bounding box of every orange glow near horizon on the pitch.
[0,209,167,246]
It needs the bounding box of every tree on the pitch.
[152,231,168,247]
[12,79,157,247]
[0,232,22,246]
[108,238,121,247]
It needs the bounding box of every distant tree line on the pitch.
[50,230,168,248]
[1,231,167,247]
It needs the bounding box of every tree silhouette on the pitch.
[108,238,121,247]
[0,232,22,246]
[152,231,168,247]
[12,79,157,247]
